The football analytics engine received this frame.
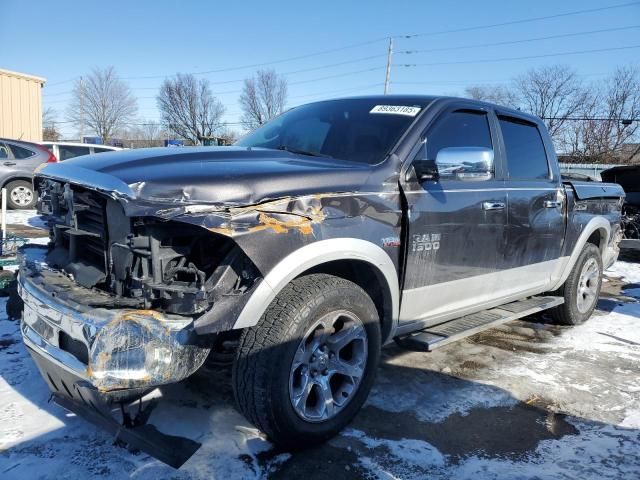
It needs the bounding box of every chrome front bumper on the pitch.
[18,246,211,393]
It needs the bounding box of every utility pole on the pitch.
[384,37,393,95]
[79,76,85,142]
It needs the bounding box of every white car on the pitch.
[40,142,122,161]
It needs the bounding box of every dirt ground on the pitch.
[0,211,639,479]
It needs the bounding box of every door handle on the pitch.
[3,161,16,166]
[543,200,562,208]
[482,202,505,211]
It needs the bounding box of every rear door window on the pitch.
[0,143,9,159]
[499,116,549,180]
[58,145,91,161]
[8,144,36,159]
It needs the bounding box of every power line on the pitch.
[43,80,363,103]
[289,66,384,85]
[45,77,77,87]
[43,54,386,97]
[400,1,640,38]
[52,119,245,126]
[44,3,638,89]
[42,38,388,89]
[289,82,384,100]
[399,25,640,54]
[120,37,389,80]
[397,44,640,68]
[541,116,639,122]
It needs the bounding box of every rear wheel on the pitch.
[232,274,380,449]
[6,180,35,209]
[551,243,602,325]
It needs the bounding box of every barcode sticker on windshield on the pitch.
[370,105,421,116]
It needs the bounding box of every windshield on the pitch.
[235,98,427,164]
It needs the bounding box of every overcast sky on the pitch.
[1,0,639,137]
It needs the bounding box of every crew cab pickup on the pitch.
[18,96,624,466]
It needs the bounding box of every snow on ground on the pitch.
[5,209,47,231]
[0,212,639,479]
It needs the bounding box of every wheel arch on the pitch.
[2,176,34,189]
[550,216,610,291]
[586,228,608,253]
[232,238,400,343]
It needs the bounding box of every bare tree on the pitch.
[128,121,165,148]
[566,67,640,162]
[464,85,517,107]
[465,64,640,162]
[239,69,288,130]
[217,128,239,145]
[513,65,587,143]
[67,67,137,143]
[42,107,61,141]
[156,74,225,144]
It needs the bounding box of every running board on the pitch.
[395,296,564,352]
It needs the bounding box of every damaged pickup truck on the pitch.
[19,96,624,465]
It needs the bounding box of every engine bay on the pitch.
[36,179,259,316]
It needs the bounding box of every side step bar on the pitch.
[395,296,564,352]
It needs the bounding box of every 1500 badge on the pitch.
[412,233,441,252]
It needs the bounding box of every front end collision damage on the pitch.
[17,160,402,467]
[22,169,403,395]
[19,246,211,393]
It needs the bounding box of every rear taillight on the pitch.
[37,145,58,163]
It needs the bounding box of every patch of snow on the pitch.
[620,410,640,429]
[607,261,640,284]
[367,369,517,423]
[345,428,445,467]
[5,210,47,230]
[352,419,640,480]
[449,419,640,480]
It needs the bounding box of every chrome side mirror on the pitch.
[435,147,494,181]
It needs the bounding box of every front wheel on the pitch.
[232,274,381,449]
[551,243,603,325]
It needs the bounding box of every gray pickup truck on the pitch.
[18,95,624,466]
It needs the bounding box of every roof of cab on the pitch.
[312,94,543,126]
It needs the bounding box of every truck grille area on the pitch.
[42,186,111,288]
[36,179,259,316]
[74,189,109,272]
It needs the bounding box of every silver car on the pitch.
[0,138,56,209]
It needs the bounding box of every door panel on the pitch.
[399,106,508,326]
[506,185,565,268]
[498,115,565,288]
[401,182,507,323]
[2,142,22,178]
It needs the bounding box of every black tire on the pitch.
[551,243,602,325]
[232,273,381,449]
[5,180,36,210]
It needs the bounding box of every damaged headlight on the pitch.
[88,311,210,391]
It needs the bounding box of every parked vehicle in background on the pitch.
[0,137,56,209]
[19,96,624,467]
[40,141,122,161]
[601,165,640,251]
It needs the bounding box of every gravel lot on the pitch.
[0,211,639,479]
